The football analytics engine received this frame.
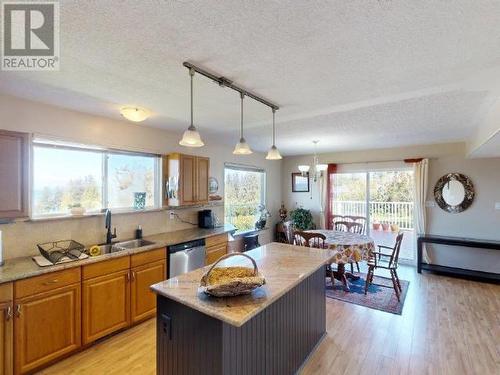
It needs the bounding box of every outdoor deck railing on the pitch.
[332,200,414,230]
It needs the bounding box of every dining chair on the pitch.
[364,232,404,301]
[293,231,334,286]
[282,220,295,245]
[333,221,363,272]
[344,215,366,234]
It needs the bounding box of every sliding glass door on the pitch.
[331,167,415,262]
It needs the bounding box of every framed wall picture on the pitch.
[292,172,310,192]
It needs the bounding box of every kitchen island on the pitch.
[151,242,334,375]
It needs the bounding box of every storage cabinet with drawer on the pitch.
[0,283,13,375]
[130,248,167,323]
[205,233,229,264]
[82,257,131,345]
[13,269,81,375]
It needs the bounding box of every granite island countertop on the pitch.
[0,224,235,284]
[150,242,335,327]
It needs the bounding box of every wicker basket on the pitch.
[200,253,266,297]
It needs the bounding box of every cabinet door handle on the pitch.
[5,306,12,321]
[126,271,130,282]
[15,304,21,317]
[131,271,136,282]
[43,279,59,285]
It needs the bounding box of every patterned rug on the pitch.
[325,272,409,315]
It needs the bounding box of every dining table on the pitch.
[306,229,376,291]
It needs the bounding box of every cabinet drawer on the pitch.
[0,282,13,302]
[82,256,130,280]
[206,243,227,265]
[15,268,81,299]
[130,248,166,268]
[205,233,228,248]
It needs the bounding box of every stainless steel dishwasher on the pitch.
[168,239,206,278]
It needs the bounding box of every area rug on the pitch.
[325,273,409,315]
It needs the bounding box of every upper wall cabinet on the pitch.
[0,130,29,219]
[163,153,209,206]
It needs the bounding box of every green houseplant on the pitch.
[290,208,315,230]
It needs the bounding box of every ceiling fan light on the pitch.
[266,145,282,160]
[233,138,253,155]
[179,124,204,147]
[120,107,150,122]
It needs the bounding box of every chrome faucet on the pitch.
[105,209,117,244]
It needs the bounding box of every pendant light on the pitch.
[266,108,282,160]
[179,68,205,147]
[233,92,253,155]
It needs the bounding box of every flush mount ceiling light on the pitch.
[233,93,253,155]
[120,106,150,122]
[266,108,282,160]
[179,68,205,147]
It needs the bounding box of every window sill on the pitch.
[233,227,270,237]
[28,207,164,223]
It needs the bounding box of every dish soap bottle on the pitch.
[135,225,143,240]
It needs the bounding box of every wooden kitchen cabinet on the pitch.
[205,233,229,264]
[0,283,13,375]
[14,283,81,375]
[82,269,130,345]
[0,130,29,219]
[164,153,209,206]
[130,259,166,323]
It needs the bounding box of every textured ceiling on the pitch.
[1,0,500,155]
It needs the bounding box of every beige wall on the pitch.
[282,143,500,272]
[0,95,281,259]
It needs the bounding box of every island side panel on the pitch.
[222,267,326,374]
[156,296,223,375]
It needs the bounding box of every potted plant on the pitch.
[69,203,85,216]
[391,223,400,232]
[290,208,315,230]
[255,204,271,230]
[381,222,390,231]
[372,221,381,230]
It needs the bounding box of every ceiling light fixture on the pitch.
[266,108,282,160]
[298,140,327,181]
[120,106,150,122]
[233,92,253,155]
[179,68,205,147]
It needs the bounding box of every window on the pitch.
[224,164,266,233]
[32,140,160,217]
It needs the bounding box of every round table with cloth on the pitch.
[307,230,376,291]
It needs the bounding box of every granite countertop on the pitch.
[150,242,335,327]
[0,225,235,285]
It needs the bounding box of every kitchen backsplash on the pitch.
[0,206,224,260]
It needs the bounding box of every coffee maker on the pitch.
[198,209,215,229]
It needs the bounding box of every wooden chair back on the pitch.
[293,231,326,249]
[331,214,366,233]
[282,221,295,245]
[334,221,364,234]
[388,232,404,268]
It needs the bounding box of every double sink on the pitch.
[95,239,156,254]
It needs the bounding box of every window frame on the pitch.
[31,139,161,218]
[223,163,267,233]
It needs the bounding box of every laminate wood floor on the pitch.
[40,265,500,375]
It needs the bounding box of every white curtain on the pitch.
[319,174,328,229]
[414,159,430,263]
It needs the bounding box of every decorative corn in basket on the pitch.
[200,253,266,297]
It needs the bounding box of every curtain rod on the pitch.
[183,62,280,111]
[330,158,423,166]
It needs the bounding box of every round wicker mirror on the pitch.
[434,173,474,213]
